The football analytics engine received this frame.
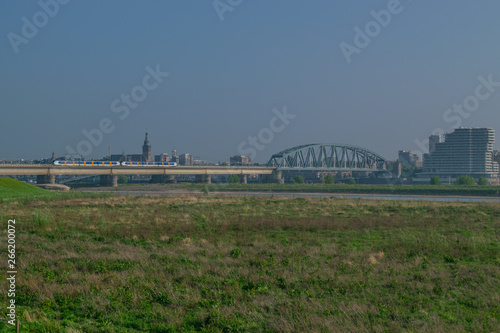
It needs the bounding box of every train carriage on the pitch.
[121,161,177,167]
[53,160,121,166]
[53,160,177,167]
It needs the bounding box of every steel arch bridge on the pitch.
[267,144,389,172]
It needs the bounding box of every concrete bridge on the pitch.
[0,165,281,187]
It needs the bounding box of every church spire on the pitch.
[142,132,152,161]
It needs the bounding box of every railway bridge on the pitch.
[267,143,390,181]
[0,165,278,186]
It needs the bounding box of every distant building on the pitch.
[171,150,178,163]
[422,127,499,178]
[230,155,251,166]
[109,133,152,162]
[193,159,207,166]
[155,153,170,162]
[178,153,193,166]
[398,150,420,167]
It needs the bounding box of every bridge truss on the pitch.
[267,144,389,172]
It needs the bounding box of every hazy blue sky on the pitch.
[2,0,500,163]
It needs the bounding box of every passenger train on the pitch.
[53,160,177,167]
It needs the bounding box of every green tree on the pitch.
[292,176,304,184]
[348,179,356,185]
[323,175,335,184]
[477,176,488,186]
[118,175,128,184]
[430,176,441,185]
[455,175,476,186]
[228,175,240,184]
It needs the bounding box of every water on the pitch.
[115,191,500,202]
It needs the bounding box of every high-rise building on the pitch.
[422,128,499,178]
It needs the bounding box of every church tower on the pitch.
[142,132,152,161]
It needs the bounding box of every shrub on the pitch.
[348,179,356,185]
[292,176,304,184]
[323,175,334,184]
[228,175,240,184]
[455,175,476,186]
[118,175,128,184]
[477,176,488,186]
[430,176,441,185]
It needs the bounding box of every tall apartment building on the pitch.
[422,128,499,178]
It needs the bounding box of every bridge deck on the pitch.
[0,165,275,176]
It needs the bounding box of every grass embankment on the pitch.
[188,183,500,197]
[0,177,47,200]
[0,177,111,204]
[0,195,499,332]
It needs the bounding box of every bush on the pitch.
[430,176,441,185]
[292,176,305,184]
[348,179,356,185]
[323,175,335,184]
[228,175,240,184]
[455,175,476,186]
[478,176,488,186]
[118,175,128,184]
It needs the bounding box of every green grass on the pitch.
[0,195,498,332]
[0,177,48,200]
[0,177,112,206]
[187,183,500,197]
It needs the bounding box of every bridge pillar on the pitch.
[272,170,284,184]
[151,175,177,184]
[262,170,284,184]
[195,175,211,184]
[37,175,55,185]
[239,174,247,184]
[100,175,118,187]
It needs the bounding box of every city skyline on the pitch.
[2,1,500,162]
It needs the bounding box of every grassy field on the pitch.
[188,183,500,197]
[0,189,499,332]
